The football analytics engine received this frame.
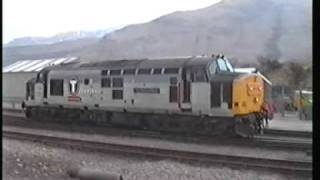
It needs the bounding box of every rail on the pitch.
[3,114,312,152]
[264,129,312,139]
[3,129,312,177]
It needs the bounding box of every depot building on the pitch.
[3,57,78,109]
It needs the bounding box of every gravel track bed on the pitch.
[264,129,312,139]
[3,115,312,152]
[3,138,310,180]
[3,125,311,163]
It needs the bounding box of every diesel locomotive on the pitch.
[23,55,272,137]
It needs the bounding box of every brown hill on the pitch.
[3,0,311,65]
[78,0,311,62]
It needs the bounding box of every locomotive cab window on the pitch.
[217,58,234,72]
[217,59,228,71]
[50,79,64,96]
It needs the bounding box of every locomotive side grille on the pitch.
[50,79,64,96]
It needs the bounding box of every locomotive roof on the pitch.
[50,56,215,71]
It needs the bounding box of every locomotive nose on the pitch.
[232,74,265,116]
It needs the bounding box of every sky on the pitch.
[3,0,221,43]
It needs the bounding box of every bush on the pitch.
[286,62,309,89]
[256,56,282,74]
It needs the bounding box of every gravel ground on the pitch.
[4,126,311,162]
[268,113,312,132]
[3,110,312,132]
[3,138,310,180]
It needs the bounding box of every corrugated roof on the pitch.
[3,57,78,73]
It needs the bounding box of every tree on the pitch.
[256,56,282,74]
[286,62,309,89]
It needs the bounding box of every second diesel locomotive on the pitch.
[23,55,272,137]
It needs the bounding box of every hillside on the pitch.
[3,0,312,65]
[3,38,98,66]
[5,28,119,47]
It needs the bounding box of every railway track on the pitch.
[264,129,312,139]
[3,129,312,177]
[3,113,312,152]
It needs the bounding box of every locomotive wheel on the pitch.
[147,119,162,130]
[25,108,32,118]
[234,117,255,138]
[139,117,149,130]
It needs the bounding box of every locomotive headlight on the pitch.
[254,97,259,103]
[258,87,262,91]
[249,87,254,91]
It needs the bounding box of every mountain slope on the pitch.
[3,38,98,66]
[79,0,311,62]
[3,0,311,65]
[5,28,119,47]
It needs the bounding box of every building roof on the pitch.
[2,57,78,73]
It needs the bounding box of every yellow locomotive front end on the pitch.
[232,74,264,115]
[232,73,268,137]
[206,55,271,137]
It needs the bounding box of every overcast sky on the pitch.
[3,0,221,43]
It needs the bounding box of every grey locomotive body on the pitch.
[24,55,268,137]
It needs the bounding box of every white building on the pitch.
[3,57,78,109]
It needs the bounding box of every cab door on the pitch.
[124,75,136,110]
[26,80,35,101]
[181,68,192,110]
[34,82,44,102]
